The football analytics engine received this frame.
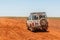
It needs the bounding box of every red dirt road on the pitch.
[0,18,60,40]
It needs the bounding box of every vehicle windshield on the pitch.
[32,15,38,20]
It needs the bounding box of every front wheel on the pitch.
[27,25,35,32]
[29,27,35,32]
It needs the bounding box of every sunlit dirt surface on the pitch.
[0,17,60,40]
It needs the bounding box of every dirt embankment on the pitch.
[0,18,60,40]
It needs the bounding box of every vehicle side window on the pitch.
[32,15,38,20]
[27,15,31,20]
[34,16,38,20]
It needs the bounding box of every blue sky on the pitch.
[0,0,60,17]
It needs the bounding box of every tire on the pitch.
[40,19,48,31]
[42,25,48,31]
[27,25,35,32]
[29,27,35,32]
[40,19,47,26]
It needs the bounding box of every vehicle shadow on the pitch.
[33,30,49,33]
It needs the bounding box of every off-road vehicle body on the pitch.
[27,12,48,32]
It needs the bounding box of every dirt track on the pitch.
[0,18,60,40]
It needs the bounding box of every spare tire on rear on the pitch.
[40,19,48,31]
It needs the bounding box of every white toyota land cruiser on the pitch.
[27,12,48,32]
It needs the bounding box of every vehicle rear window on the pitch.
[39,15,45,19]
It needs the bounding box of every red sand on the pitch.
[0,18,60,40]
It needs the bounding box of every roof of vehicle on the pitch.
[30,12,46,15]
